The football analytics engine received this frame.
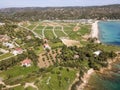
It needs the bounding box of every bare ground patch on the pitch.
[60,38,80,47]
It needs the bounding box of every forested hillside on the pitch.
[0,4,120,22]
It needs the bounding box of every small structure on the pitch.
[12,48,23,56]
[43,43,51,50]
[3,42,15,49]
[93,50,102,56]
[74,55,79,59]
[21,58,32,67]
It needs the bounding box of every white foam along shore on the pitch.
[91,21,100,43]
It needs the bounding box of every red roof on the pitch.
[21,58,32,64]
[44,43,49,46]
[16,48,22,51]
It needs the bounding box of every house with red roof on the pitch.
[21,58,32,67]
[43,43,51,50]
[12,48,23,56]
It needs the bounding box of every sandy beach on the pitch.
[91,21,100,43]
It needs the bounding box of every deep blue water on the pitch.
[99,21,120,46]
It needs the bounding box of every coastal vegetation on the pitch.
[0,19,120,90]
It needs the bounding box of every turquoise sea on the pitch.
[84,21,120,90]
[99,21,120,45]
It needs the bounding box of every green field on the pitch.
[0,65,39,79]
[34,29,42,36]
[45,29,55,39]
[30,21,90,41]
[35,25,44,30]
[54,28,67,37]
[36,67,77,90]
[0,53,14,61]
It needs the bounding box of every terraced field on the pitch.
[21,21,90,44]
[54,27,67,37]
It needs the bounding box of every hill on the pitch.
[0,4,120,22]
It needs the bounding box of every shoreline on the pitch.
[77,53,120,90]
[91,20,101,43]
[99,52,120,73]
[77,69,94,90]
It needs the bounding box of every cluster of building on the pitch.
[0,34,24,56]
[0,34,33,67]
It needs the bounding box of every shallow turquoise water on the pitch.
[84,61,120,90]
[99,21,120,45]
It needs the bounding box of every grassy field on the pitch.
[36,67,77,90]
[54,29,67,37]
[50,42,64,49]
[34,29,42,36]
[0,53,14,61]
[35,25,44,30]
[98,44,120,52]
[45,30,55,39]
[0,65,39,79]
[11,86,24,90]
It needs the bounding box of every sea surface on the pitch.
[84,61,120,90]
[84,21,120,90]
[98,21,120,45]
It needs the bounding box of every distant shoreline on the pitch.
[91,20,101,43]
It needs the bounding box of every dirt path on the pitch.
[61,26,68,36]
[52,26,57,38]
[24,82,38,90]
[18,25,42,39]
[42,26,47,38]
[0,78,21,90]
[32,24,39,31]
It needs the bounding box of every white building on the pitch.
[93,50,102,56]
[12,48,23,56]
[3,42,15,49]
